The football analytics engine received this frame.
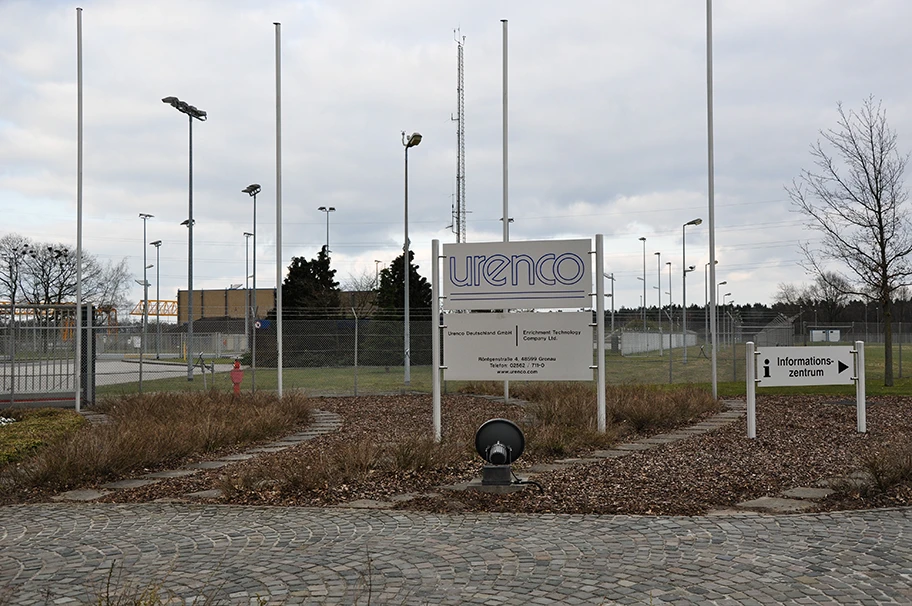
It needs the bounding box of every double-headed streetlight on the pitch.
[318,206,335,253]
[655,251,663,354]
[402,131,422,385]
[682,218,702,363]
[139,213,153,358]
[705,260,718,344]
[150,240,162,359]
[717,280,728,348]
[722,292,733,347]
[639,237,647,331]
[138,214,153,394]
[162,96,206,381]
[603,272,615,334]
[243,232,253,339]
[242,184,261,393]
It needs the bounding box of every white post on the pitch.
[746,341,756,439]
[501,18,510,404]
[595,235,606,433]
[855,340,866,433]
[274,22,283,397]
[74,7,83,413]
[431,239,442,442]
[706,0,719,399]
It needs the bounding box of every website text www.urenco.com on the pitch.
[478,355,554,375]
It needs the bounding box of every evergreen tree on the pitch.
[376,250,432,318]
[282,246,340,313]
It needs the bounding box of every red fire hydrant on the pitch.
[230,360,244,395]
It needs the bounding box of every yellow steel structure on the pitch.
[130,300,178,316]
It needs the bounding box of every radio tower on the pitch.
[451,30,467,242]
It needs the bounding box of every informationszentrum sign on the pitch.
[755,346,854,387]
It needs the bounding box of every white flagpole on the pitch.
[274,22,284,397]
[75,7,84,413]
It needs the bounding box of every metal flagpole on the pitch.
[275,21,284,397]
[75,7,84,412]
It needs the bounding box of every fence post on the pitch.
[352,307,359,397]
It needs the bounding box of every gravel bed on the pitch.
[63,394,912,514]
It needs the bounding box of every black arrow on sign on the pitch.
[838,360,849,374]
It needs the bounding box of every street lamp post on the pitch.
[402,131,422,385]
[639,237,646,331]
[704,260,718,345]
[717,281,728,349]
[682,218,702,363]
[667,261,673,382]
[139,213,153,358]
[603,272,615,334]
[162,96,206,381]
[722,292,732,348]
[242,184,261,393]
[655,251,663,355]
[138,213,153,392]
[150,240,162,359]
[243,232,253,342]
[374,260,381,289]
[318,206,336,253]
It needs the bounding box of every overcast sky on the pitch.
[3,0,912,316]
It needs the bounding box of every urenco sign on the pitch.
[442,239,591,310]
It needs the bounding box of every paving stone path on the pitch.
[1,503,911,605]
[5,399,908,604]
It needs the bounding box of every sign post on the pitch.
[746,342,866,438]
[433,237,606,436]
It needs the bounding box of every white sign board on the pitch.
[756,346,854,387]
[443,312,593,381]
[442,239,592,310]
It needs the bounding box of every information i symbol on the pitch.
[763,359,771,378]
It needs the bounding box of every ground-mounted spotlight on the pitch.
[474,418,525,486]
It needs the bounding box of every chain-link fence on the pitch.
[5,303,910,404]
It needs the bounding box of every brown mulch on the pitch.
[21,394,912,515]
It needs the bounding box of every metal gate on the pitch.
[0,304,95,407]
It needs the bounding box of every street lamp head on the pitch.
[163,96,207,121]
[654,251,660,256]
[243,232,253,238]
[718,280,727,286]
[639,237,646,242]
[242,184,261,196]
[181,219,195,227]
[139,213,154,220]
[685,218,703,227]
[402,131,422,148]
[150,240,162,247]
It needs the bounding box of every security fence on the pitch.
[4,303,910,406]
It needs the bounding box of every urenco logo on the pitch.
[442,239,592,310]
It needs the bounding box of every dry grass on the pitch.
[460,382,720,457]
[861,445,912,493]
[1,391,311,494]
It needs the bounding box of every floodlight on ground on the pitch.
[475,418,525,485]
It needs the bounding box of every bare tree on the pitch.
[787,96,912,385]
[341,269,379,316]
[0,233,33,308]
[1,232,131,312]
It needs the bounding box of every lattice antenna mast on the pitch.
[450,29,467,242]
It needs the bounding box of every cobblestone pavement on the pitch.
[2,503,911,605]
